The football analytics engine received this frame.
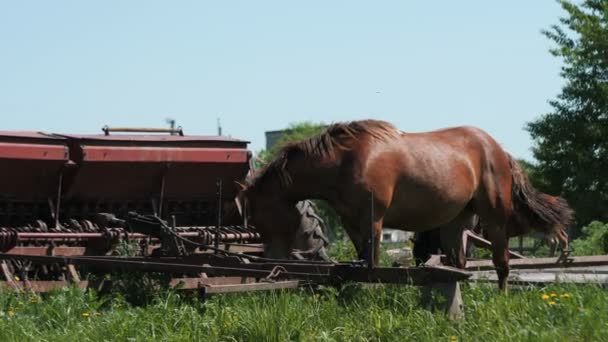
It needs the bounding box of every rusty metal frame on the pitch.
[463,230,525,259]
[465,254,608,271]
[0,252,471,293]
[0,142,68,160]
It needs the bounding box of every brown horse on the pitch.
[239,120,573,289]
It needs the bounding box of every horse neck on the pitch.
[282,153,339,202]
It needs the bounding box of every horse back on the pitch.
[357,126,511,228]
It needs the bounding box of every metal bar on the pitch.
[0,143,68,160]
[0,278,298,294]
[4,246,87,256]
[466,255,608,271]
[54,172,63,229]
[158,173,166,218]
[80,147,248,163]
[0,254,331,282]
[215,178,223,251]
[424,254,443,266]
[0,253,471,286]
[47,197,56,222]
[368,191,375,270]
[469,270,608,285]
[464,231,525,259]
[66,264,81,283]
[102,126,184,136]
[1,244,261,257]
[332,264,471,285]
[7,231,259,241]
[72,255,334,274]
[169,276,256,288]
[518,236,524,255]
[200,281,300,295]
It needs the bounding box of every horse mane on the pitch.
[249,120,400,188]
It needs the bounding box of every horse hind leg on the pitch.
[473,179,512,291]
[475,207,511,291]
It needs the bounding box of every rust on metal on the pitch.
[0,143,68,161]
[79,146,248,163]
[464,230,526,259]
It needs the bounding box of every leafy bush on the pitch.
[571,221,608,256]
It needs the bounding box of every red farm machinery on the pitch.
[0,126,475,318]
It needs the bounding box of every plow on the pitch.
[0,126,606,320]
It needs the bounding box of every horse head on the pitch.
[235,180,329,261]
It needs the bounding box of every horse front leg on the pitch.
[340,219,367,261]
[340,195,385,266]
[345,217,383,266]
[371,219,383,266]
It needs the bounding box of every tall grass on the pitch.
[1,282,606,341]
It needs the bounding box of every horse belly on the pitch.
[383,180,474,231]
[364,132,480,231]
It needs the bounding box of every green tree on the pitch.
[256,122,326,168]
[255,122,345,240]
[517,159,550,190]
[527,0,608,227]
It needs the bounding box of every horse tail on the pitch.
[507,154,574,236]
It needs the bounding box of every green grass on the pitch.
[0,282,607,341]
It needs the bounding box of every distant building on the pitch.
[265,129,287,150]
[381,229,413,244]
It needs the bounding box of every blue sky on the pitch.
[0,1,565,159]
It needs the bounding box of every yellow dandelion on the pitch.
[14,275,20,281]
[550,293,557,298]
[541,294,550,300]
[450,336,458,342]
[548,301,556,305]
[7,309,15,316]
[560,293,571,299]
[82,312,90,317]
[30,297,39,304]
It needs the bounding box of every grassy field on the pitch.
[1,238,606,341]
[0,281,607,342]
